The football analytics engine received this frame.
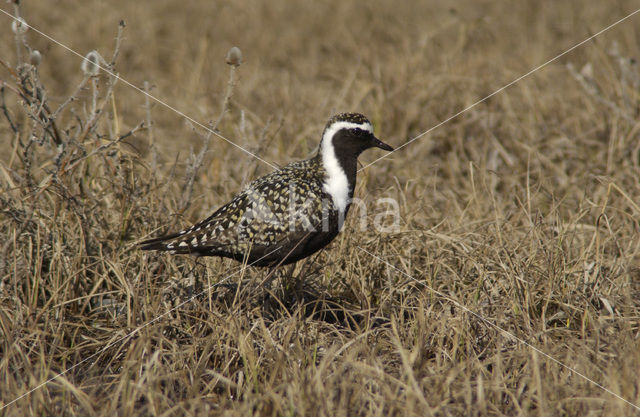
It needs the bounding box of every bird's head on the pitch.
[320,113,393,159]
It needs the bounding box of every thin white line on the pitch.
[0,8,278,170]
[358,8,640,172]
[0,245,282,411]
[357,246,640,411]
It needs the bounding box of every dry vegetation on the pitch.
[1,0,640,415]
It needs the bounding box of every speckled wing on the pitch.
[139,158,333,264]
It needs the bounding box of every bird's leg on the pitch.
[293,252,322,295]
[261,266,279,290]
[257,266,283,310]
[284,263,299,292]
[183,257,205,297]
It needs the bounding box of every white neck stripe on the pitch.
[320,120,372,215]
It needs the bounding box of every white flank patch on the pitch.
[320,121,372,213]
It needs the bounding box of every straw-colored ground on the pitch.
[1,1,640,415]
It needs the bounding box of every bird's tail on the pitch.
[139,232,187,252]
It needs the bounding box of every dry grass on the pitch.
[1,0,640,415]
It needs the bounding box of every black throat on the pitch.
[328,130,368,198]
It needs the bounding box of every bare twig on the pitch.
[180,124,212,212]
[0,85,18,134]
[180,50,242,211]
[143,80,157,175]
[62,121,145,175]
[212,65,239,131]
[76,71,118,143]
[12,3,24,66]
[110,20,126,66]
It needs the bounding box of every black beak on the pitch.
[371,135,394,152]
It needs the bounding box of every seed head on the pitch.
[225,46,242,67]
[81,50,102,77]
[11,17,28,35]
[29,50,42,66]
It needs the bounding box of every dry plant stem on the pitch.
[110,20,125,66]
[12,3,23,66]
[9,22,59,147]
[77,74,118,142]
[0,85,18,133]
[143,80,157,174]
[110,90,120,138]
[62,122,145,175]
[212,65,238,131]
[180,128,211,212]
[52,76,89,120]
[240,116,281,187]
[1,56,63,145]
[90,77,98,119]
[14,33,22,66]
[30,82,62,146]
[180,64,237,210]
[75,22,125,142]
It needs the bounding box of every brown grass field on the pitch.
[1,0,640,415]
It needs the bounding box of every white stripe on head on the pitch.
[320,121,372,214]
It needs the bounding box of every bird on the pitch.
[140,112,393,267]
